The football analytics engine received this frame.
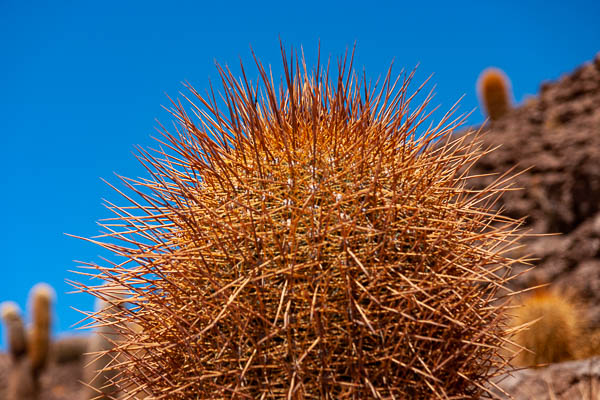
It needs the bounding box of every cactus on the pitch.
[477,67,513,120]
[1,301,27,360]
[28,283,54,373]
[511,288,580,367]
[74,47,527,398]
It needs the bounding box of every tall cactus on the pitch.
[477,67,513,121]
[28,283,54,373]
[1,301,27,360]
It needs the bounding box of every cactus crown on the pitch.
[1,301,21,321]
[74,47,527,399]
[28,282,54,373]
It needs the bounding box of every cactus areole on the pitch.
[75,47,527,399]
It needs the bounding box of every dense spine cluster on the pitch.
[74,48,527,399]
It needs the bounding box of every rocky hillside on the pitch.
[1,53,599,400]
[470,54,600,323]
[471,53,600,399]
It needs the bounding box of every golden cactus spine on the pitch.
[512,288,580,367]
[477,67,513,120]
[74,47,528,399]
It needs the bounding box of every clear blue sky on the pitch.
[1,0,599,347]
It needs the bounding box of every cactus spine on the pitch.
[477,67,513,120]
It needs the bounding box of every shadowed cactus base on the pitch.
[74,48,528,399]
[1,302,27,360]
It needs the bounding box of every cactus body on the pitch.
[76,48,527,399]
[28,282,54,373]
[512,289,579,367]
[477,67,513,120]
[1,301,27,360]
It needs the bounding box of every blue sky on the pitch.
[1,0,599,347]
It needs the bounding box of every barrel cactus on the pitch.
[74,48,526,399]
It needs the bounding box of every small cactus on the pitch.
[477,67,513,120]
[28,283,54,373]
[1,301,27,360]
[511,288,580,367]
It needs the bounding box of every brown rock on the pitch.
[495,357,600,400]
[465,57,600,319]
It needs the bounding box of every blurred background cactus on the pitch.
[0,285,103,400]
[1,283,55,400]
[511,286,600,369]
[1,302,26,361]
[477,67,513,121]
[510,288,581,367]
